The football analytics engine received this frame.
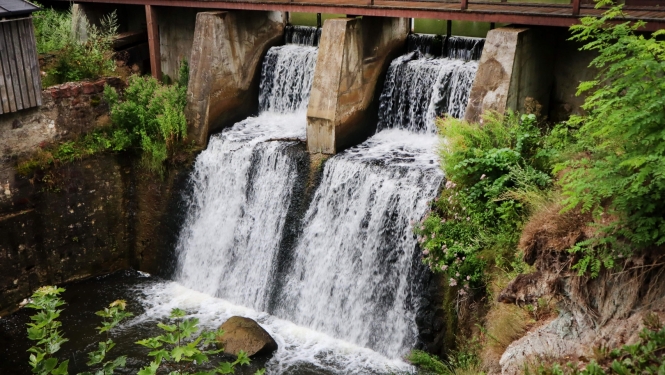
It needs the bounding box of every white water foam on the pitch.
[272,130,443,358]
[131,281,414,375]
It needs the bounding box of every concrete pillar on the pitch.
[185,11,285,146]
[306,17,408,155]
[465,27,555,123]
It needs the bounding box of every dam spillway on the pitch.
[143,30,482,373]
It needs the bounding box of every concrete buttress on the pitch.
[186,11,285,146]
[465,27,555,122]
[306,16,408,154]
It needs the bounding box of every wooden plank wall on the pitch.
[0,17,42,115]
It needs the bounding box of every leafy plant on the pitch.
[136,308,257,375]
[25,287,264,375]
[33,4,118,86]
[32,3,72,54]
[25,286,70,375]
[415,112,552,290]
[104,73,188,173]
[25,286,132,375]
[554,1,665,276]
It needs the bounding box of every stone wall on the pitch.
[0,77,124,165]
[0,77,193,315]
[306,16,408,154]
[186,11,285,146]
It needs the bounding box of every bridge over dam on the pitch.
[63,0,665,153]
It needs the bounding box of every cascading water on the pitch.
[284,24,322,46]
[136,30,483,374]
[378,33,481,133]
[272,131,444,357]
[269,33,482,357]
[175,28,318,312]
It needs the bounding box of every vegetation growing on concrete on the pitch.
[104,61,191,174]
[17,62,192,178]
[32,3,118,87]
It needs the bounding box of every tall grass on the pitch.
[32,3,118,86]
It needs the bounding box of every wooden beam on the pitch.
[572,0,580,16]
[460,0,468,10]
[146,4,161,80]
[62,0,665,32]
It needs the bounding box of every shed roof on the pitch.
[0,0,39,18]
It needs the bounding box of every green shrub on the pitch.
[104,73,188,173]
[408,338,483,375]
[32,4,118,86]
[553,1,665,276]
[415,112,552,289]
[32,3,71,54]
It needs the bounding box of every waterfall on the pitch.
[284,25,322,46]
[165,28,484,371]
[377,34,481,133]
[258,45,318,114]
[272,130,443,357]
[175,29,318,311]
[407,33,485,60]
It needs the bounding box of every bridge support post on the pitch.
[146,5,161,80]
[185,11,285,146]
[465,27,555,123]
[306,16,408,154]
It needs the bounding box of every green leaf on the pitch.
[137,361,159,375]
[51,359,69,375]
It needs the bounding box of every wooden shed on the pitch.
[0,0,41,115]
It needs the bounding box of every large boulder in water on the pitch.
[216,316,277,357]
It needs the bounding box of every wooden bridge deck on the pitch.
[72,0,665,30]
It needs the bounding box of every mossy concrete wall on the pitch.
[186,11,285,146]
[0,153,192,315]
[0,79,194,315]
[157,8,206,83]
[465,27,555,122]
[306,16,408,154]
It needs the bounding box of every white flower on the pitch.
[480,174,486,180]
[449,278,457,287]
[441,264,448,271]
[423,250,429,256]
[456,272,460,277]
[466,275,471,280]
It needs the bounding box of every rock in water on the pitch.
[217,316,277,357]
